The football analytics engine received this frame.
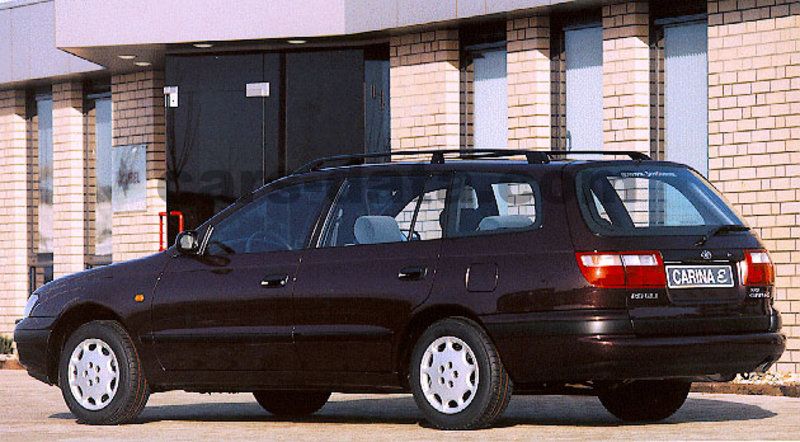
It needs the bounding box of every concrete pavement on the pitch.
[1,370,799,441]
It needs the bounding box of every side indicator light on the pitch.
[134,294,145,302]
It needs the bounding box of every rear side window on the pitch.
[320,174,450,247]
[447,172,541,237]
[576,166,744,236]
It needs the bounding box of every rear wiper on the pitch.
[694,224,750,247]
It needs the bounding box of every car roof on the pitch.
[267,158,694,190]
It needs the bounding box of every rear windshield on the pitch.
[575,165,745,236]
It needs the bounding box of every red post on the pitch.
[170,210,185,233]
[158,211,185,252]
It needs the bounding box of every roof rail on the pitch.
[292,149,650,174]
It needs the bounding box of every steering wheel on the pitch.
[245,230,293,253]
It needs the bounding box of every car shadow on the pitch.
[49,394,777,428]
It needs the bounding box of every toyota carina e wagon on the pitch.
[14,149,785,430]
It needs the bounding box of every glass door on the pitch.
[285,49,368,172]
[165,54,281,236]
[165,46,391,241]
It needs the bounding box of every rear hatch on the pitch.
[570,162,776,336]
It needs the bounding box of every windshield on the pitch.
[575,165,745,236]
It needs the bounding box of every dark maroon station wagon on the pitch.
[15,149,785,429]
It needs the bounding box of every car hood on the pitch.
[32,251,172,313]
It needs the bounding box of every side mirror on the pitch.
[175,230,200,255]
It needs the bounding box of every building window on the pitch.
[29,92,54,291]
[36,95,53,254]
[93,95,113,262]
[662,19,708,176]
[460,22,507,149]
[564,25,603,152]
[463,45,508,148]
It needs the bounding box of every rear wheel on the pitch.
[58,320,150,424]
[598,380,691,422]
[409,317,512,430]
[253,391,331,417]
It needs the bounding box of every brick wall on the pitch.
[602,0,651,153]
[390,30,460,152]
[707,0,800,373]
[507,15,551,150]
[84,99,98,260]
[0,89,31,337]
[52,82,87,277]
[111,71,166,262]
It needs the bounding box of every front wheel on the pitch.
[253,391,331,417]
[59,320,150,424]
[409,317,512,430]
[598,380,691,422]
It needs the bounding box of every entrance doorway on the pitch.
[165,46,390,240]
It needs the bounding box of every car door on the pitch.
[431,171,556,315]
[428,169,576,382]
[292,171,451,375]
[151,179,335,372]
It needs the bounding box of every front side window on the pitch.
[206,180,333,255]
[321,174,450,247]
[577,165,744,236]
[447,172,541,237]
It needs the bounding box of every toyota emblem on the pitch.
[701,250,712,260]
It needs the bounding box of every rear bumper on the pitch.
[13,317,57,385]
[483,311,786,384]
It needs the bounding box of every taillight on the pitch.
[576,251,666,289]
[743,250,775,285]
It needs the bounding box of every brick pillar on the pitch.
[708,0,800,374]
[0,89,32,337]
[390,30,460,151]
[111,71,166,262]
[52,82,87,278]
[507,15,551,150]
[602,0,651,152]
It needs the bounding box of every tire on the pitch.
[409,317,512,430]
[58,320,150,425]
[598,380,691,422]
[253,391,331,417]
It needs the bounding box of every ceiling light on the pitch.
[287,39,307,44]
[193,43,214,48]
[118,55,136,60]
[134,61,152,67]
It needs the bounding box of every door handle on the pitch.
[261,273,289,288]
[398,266,427,281]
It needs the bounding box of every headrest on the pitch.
[458,186,479,209]
[478,215,534,232]
[354,216,405,245]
